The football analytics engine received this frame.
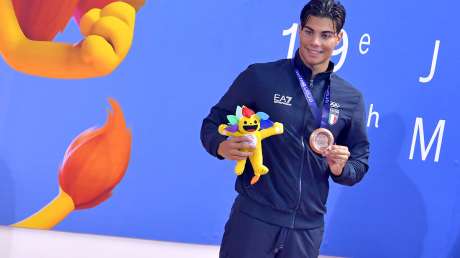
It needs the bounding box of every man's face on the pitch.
[299,16,343,71]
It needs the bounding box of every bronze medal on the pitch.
[309,128,334,154]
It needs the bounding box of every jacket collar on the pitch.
[293,49,334,82]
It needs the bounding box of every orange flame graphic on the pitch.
[12,98,132,229]
[59,98,132,209]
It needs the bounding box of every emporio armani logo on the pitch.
[274,93,293,106]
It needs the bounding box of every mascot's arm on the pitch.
[218,124,242,137]
[218,124,231,136]
[0,0,138,79]
[259,122,284,140]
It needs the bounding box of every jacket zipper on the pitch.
[292,135,305,228]
[292,82,311,227]
[291,73,318,227]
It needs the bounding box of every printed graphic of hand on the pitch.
[78,2,137,75]
[0,0,145,78]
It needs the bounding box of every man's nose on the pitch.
[310,34,321,46]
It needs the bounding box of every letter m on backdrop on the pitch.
[409,117,446,162]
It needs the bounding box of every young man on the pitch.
[200,0,370,257]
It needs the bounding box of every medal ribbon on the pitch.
[292,61,331,128]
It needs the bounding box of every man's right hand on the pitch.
[217,136,255,160]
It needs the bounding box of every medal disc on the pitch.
[309,128,334,154]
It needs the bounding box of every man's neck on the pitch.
[309,64,328,79]
[299,54,329,79]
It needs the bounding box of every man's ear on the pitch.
[337,30,344,43]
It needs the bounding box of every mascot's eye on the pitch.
[254,120,258,124]
[244,121,248,124]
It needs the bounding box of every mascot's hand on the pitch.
[273,122,284,134]
[218,124,229,135]
[79,1,136,74]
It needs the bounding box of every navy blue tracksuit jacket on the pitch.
[201,51,370,232]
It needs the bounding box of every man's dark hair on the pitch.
[300,0,346,33]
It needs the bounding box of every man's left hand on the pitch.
[323,145,350,176]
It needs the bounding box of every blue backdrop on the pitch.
[1,1,459,257]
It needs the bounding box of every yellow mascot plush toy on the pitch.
[218,105,283,185]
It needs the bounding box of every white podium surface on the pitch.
[0,226,342,258]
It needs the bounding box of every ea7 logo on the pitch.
[274,94,293,106]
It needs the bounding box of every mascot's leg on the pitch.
[249,148,269,185]
[235,159,246,176]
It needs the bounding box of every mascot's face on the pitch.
[238,115,260,133]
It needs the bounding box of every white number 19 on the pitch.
[282,23,348,72]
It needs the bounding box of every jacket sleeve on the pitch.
[330,93,370,186]
[200,65,256,159]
